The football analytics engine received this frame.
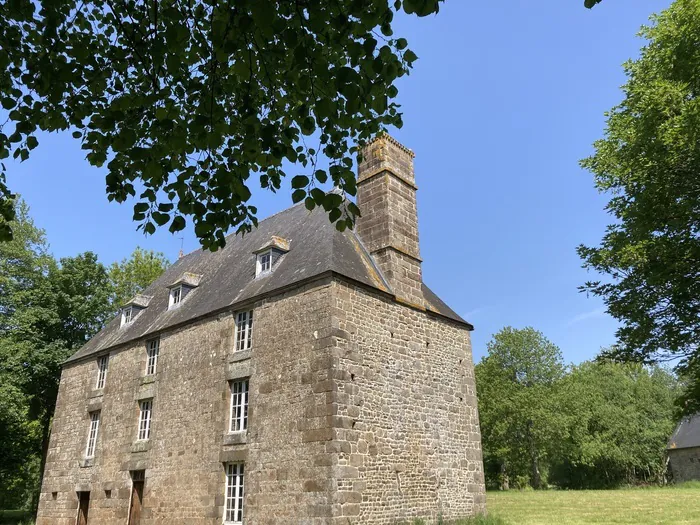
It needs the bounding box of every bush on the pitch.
[0,510,32,525]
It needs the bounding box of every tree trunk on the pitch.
[33,416,52,517]
[526,419,541,489]
[500,461,510,491]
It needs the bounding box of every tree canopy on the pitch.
[0,0,444,249]
[476,328,680,490]
[0,199,168,511]
[578,0,700,414]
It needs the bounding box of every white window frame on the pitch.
[255,250,272,277]
[121,306,134,327]
[96,355,109,389]
[137,399,152,441]
[85,411,100,458]
[168,285,183,309]
[229,379,249,433]
[234,311,253,352]
[224,463,244,525]
[145,338,160,376]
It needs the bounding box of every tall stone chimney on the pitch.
[356,135,424,308]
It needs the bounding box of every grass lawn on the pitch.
[487,484,700,525]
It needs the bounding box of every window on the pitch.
[145,338,160,376]
[234,311,253,351]
[122,306,133,326]
[260,251,271,273]
[168,285,183,309]
[229,379,249,433]
[224,463,244,524]
[96,355,109,389]
[85,411,100,458]
[137,400,152,441]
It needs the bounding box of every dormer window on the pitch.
[253,236,290,278]
[119,294,151,328]
[257,250,272,276]
[121,306,134,326]
[169,285,183,309]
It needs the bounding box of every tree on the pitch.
[475,327,566,489]
[552,360,679,488]
[0,199,167,512]
[578,0,700,414]
[0,0,443,249]
[109,247,170,311]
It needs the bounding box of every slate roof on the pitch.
[66,201,471,365]
[668,414,700,450]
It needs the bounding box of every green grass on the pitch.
[487,484,700,524]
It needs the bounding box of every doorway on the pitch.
[76,491,90,525]
[128,470,145,525]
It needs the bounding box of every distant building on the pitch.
[36,136,486,524]
[667,414,700,482]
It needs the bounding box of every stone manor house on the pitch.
[37,136,486,524]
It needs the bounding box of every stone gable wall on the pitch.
[668,447,700,483]
[328,280,485,523]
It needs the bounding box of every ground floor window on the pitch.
[224,463,244,524]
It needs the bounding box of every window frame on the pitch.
[168,285,183,309]
[229,379,249,433]
[224,463,245,525]
[121,306,133,326]
[145,338,160,376]
[96,355,109,390]
[85,411,100,458]
[234,311,253,352]
[137,399,153,441]
[257,249,272,276]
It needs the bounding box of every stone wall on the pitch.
[668,447,700,483]
[38,278,342,525]
[37,275,485,525]
[328,279,485,523]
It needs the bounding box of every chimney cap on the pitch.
[362,133,415,159]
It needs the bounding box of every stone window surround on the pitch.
[234,310,253,352]
[145,337,160,376]
[85,410,100,459]
[228,379,249,433]
[137,399,153,441]
[95,355,109,390]
[223,462,245,525]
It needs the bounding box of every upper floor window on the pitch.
[168,285,183,309]
[224,463,245,525]
[85,411,100,458]
[146,338,160,376]
[137,399,152,441]
[96,355,109,389]
[121,306,133,326]
[229,379,249,433]
[258,250,272,274]
[235,311,253,352]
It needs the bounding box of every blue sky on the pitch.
[6,0,672,365]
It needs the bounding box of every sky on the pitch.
[5,0,673,365]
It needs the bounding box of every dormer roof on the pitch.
[123,294,153,309]
[253,235,290,254]
[169,272,203,288]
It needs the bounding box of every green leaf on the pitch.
[292,189,306,203]
[169,215,186,232]
[291,175,309,189]
[152,211,170,226]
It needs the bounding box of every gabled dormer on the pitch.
[120,294,152,327]
[253,236,290,278]
[167,272,202,310]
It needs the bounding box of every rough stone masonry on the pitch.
[36,135,486,525]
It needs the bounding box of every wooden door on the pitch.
[76,492,90,525]
[128,480,144,525]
